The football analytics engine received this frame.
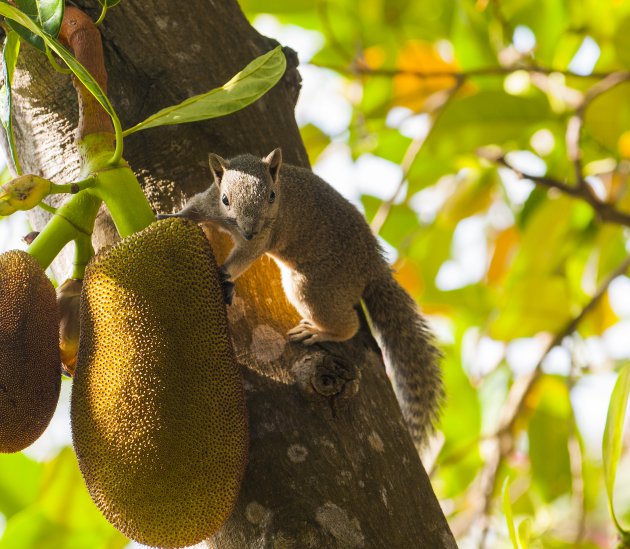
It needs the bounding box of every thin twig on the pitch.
[567,352,588,547]
[487,154,630,228]
[567,72,630,191]
[491,0,515,44]
[370,79,464,234]
[316,0,355,63]
[476,253,630,547]
[311,61,630,82]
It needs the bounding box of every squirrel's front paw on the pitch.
[218,266,235,305]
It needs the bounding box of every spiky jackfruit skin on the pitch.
[71,218,247,548]
[0,250,61,453]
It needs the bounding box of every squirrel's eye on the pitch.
[221,194,229,206]
[269,191,276,204]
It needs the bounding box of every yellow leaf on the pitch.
[489,275,573,340]
[487,226,520,286]
[362,45,386,70]
[524,376,570,419]
[619,130,630,158]
[393,258,424,297]
[393,40,459,111]
[579,291,619,337]
[441,168,498,224]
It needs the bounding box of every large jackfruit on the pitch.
[0,250,61,453]
[71,218,247,548]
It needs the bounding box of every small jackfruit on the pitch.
[1,174,52,211]
[71,218,247,548]
[0,250,61,453]
[0,200,17,216]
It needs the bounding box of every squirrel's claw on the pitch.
[218,266,235,305]
[288,321,322,345]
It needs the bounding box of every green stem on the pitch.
[27,191,102,270]
[50,177,97,195]
[109,116,124,166]
[72,232,94,278]
[91,166,155,237]
[37,202,57,215]
[28,134,153,269]
[45,45,72,75]
[78,134,155,236]
[94,3,108,26]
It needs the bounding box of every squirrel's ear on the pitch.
[263,148,282,183]
[208,153,229,186]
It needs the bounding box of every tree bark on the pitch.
[5,1,457,547]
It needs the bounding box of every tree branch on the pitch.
[58,6,113,139]
[475,252,630,547]
[485,153,630,228]
[370,79,464,234]
[566,71,630,191]
[310,62,630,82]
[316,0,355,62]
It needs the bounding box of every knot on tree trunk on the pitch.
[293,351,360,401]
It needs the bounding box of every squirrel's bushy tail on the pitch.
[363,275,443,448]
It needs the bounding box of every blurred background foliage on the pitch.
[2,0,630,547]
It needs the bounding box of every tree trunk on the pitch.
[6,1,457,547]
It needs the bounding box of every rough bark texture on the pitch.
[5,1,457,547]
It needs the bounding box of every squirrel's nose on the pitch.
[244,231,255,241]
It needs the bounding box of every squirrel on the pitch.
[158,149,443,447]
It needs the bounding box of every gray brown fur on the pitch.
[160,149,443,447]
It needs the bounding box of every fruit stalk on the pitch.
[24,5,154,269]
[58,6,117,158]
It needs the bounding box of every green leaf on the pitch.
[34,0,63,37]
[613,15,630,69]
[490,274,572,339]
[0,164,13,185]
[0,453,43,518]
[440,167,498,223]
[0,31,22,175]
[603,364,630,536]
[123,46,286,136]
[436,346,482,497]
[0,2,122,159]
[502,0,569,66]
[451,2,498,69]
[3,0,64,52]
[503,477,520,549]
[361,194,420,249]
[425,91,552,158]
[300,123,330,164]
[97,0,121,6]
[0,449,127,549]
[528,376,572,502]
[517,518,531,549]
[585,81,630,154]
[239,0,315,13]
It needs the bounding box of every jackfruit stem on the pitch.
[37,202,57,215]
[26,162,154,270]
[27,192,101,270]
[91,166,155,238]
[49,177,97,195]
[73,233,94,279]
[78,133,154,237]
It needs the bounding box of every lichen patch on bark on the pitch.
[315,502,365,548]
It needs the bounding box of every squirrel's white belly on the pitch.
[268,254,312,320]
